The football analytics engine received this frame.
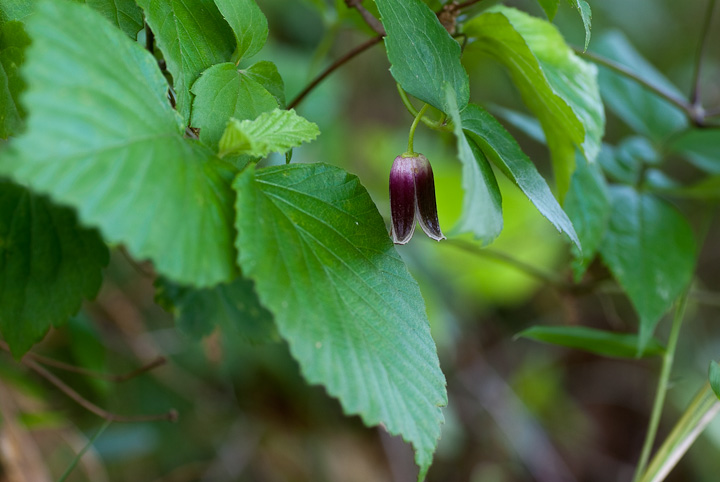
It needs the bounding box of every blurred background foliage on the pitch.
[1,0,720,481]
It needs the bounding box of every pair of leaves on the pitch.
[464,6,604,200]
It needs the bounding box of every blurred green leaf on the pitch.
[518,326,665,358]
[445,84,503,244]
[86,0,143,38]
[0,181,108,357]
[564,155,610,280]
[710,361,720,400]
[464,6,604,199]
[234,163,447,481]
[245,60,286,107]
[0,21,29,138]
[1,0,238,287]
[536,0,559,20]
[375,0,469,113]
[214,0,268,62]
[668,129,720,174]
[461,103,580,249]
[489,104,546,144]
[592,31,687,140]
[191,62,278,150]
[136,0,234,122]
[219,108,319,158]
[599,186,696,350]
[156,276,277,344]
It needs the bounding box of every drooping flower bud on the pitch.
[389,153,445,244]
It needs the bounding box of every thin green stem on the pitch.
[633,293,689,482]
[57,419,112,482]
[690,0,717,106]
[396,84,448,130]
[406,104,429,156]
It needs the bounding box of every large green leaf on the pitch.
[564,155,610,280]
[136,0,234,122]
[668,129,720,174]
[444,84,502,243]
[0,0,238,287]
[592,31,687,141]
[461,104,580,249]
[219,109,319,158]
[0,21,29,138]
[156,276,277,343]
[0,181,108,357]
[375,0,469,113]
[234,163,446,480]
[214,0,267,62]
[518,326,664,359]
[244,60,285,107]
[464,6,604,199]
[599,187,696,350]
[191,62,278,151]
[86,0,143,38]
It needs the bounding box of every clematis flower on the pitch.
[389,153,446,244]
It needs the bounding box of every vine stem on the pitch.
[57,419,112,482]
[632,293,689,482]
[405,104,429,155]
[690,0,717,106]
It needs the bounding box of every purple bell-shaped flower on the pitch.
[389,153,446,244]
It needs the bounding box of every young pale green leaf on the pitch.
[461,104,580,249]
[156,276,277,343]
[567,0,591,50]
[86,0,143,38]
[136,0,234,122]
[0,181,109,357]
[464,6,604,199]
[0,21,29,138]
[599,187,696,350]
[536,0,559,20]
[444,84,503,243]
[592,31,687,140]
[244,60,286,107]
[191,62,278,150]
[710,361,720,400]
[214,0,268,62]
[564,155,610,281]
[668,129,720,174]
[518,326,664,358]
[218,109,319,158]
[234,163,447,480]
[375,0,469,113]
[1,0,238,287]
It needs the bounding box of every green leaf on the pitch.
[668,128,720,174]
[191,62,278,151]
[244,60,286,107]
[710,361,720,400]
[219,109,319,158]
[566,0,591,50]
[599,187,696,350]
[489,104,546,144]
[444,84,502,243]
[0,21,29,138]
[234,163,446,480]
[461,103,580,249]
[518,326,664,358]
[592,31,687,140]
[1,0,238,287]
[375,0,469,113]
[86,0,143,38]
[136,0,234,122]
[214,0,268,62]
[536,0,559,20]
[564,155,610,280]
[156,276,277,343]
[0,0,35,23]
[464,6,604,199]
[0,180,109,357]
